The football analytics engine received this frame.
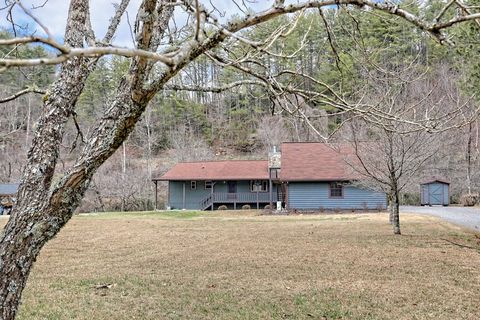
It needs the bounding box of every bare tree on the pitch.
[344,67,469,234]
[256,115,290,150]
[0,0,479,318]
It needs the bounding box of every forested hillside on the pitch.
[1,2,479,211]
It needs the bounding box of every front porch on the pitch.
[200,192,272,210]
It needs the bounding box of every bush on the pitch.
[218,205,228,210]
[401,192,420,206]
[460,193,479,207]
[264,204,272,210]
[450,193,461,205]
[241,204,251,210]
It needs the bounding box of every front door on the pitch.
[228,181,237,193]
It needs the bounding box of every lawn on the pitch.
[7,211,480,320]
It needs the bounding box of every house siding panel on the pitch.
[288,182,387,210]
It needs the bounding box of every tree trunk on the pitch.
[0,2,92,317]
[466,122,472,195]
[392,190,401,235]
[0,2,176,317]
[388,192,394,224]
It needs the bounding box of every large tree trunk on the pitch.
[0,1,176,318]
[0,2,92,317]
[0,78,150,320]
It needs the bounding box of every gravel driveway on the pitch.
[401,206,480,232]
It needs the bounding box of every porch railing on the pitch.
[199,192,271,210]
[211,192,270,203]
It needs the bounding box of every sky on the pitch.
[0,0,282,48]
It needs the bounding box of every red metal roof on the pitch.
[157,143,360,182]
[157,160,269,181]
[280,142,358,181]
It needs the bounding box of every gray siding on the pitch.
[288,182,387,210]
[0,184,19,196]
[168,180,277,210]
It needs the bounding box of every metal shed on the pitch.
[420,179,449,206]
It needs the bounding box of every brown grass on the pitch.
[6,211,480,320]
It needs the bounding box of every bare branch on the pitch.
[0,87,46,103]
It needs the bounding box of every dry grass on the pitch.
[6,211,480,320]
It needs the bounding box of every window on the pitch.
[330,182,343,198]
[205,181,213,189]
[190,181,197,190]
[250,180,268,192]
[270,168,280,179]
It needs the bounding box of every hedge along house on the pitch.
[420,179,450,206]
[154,142,387,211]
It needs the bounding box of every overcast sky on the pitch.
[1,0,285,48]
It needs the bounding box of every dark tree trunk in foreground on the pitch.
[0,2,93,317]
[0,1,174,318]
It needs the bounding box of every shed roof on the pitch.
[0,183,19,196]
[156,160,269,181]
[420,179,450,185]
[280,142,358,181]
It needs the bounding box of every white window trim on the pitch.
[205,181,213,190]
[190,181,197,190]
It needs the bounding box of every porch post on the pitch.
[154,180,158,210]
[211,182,214,211]
[167,181,170,209]
[269,169,273,207]
[182,182,186,209]
[256,190,259,209]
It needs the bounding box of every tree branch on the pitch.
[0,87,46,103]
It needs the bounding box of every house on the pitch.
[0,183,19,215]
[153,142,387,211]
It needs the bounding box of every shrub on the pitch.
[241,204,251,210]
[218,205,228,210]
[450,193,461,205]
[401,192,420,206]
[460,193,479,207]
[264,204,272,210]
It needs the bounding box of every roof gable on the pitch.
[420,179,450,185]
[280,142,358,181]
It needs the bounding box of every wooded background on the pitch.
[1,2,478,211]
